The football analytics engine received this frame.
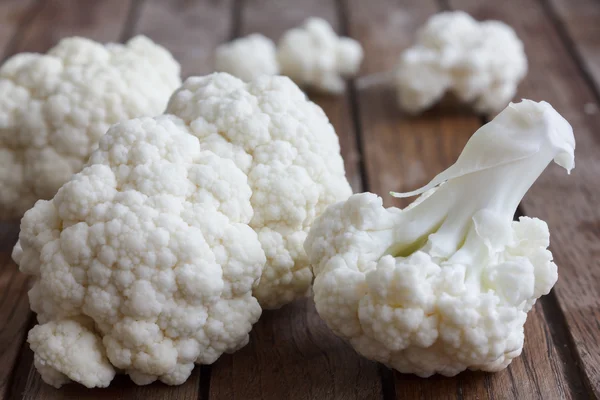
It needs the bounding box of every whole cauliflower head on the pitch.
[394,11,527,114]
[215,34,279,81]
[0,35,181,220]
[305,100,574,376]
[14,112,266,387]
[277,17,364,94]
[166,73,353,309]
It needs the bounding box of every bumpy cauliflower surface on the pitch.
[305,100,574,376]
[14,112,266,387]
[166,73,352,309]
[215,34,279,81]
[277,18,363,94]
[0,35,181,220]
[394,11,527,115]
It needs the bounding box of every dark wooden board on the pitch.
[208,1,379,399]
[448,0,600,397]
[344,0,582,398]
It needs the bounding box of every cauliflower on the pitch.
[394,11,527,115]
[214,34,279,81]
[166,73,352,309]
[14,112,266,387]
[277,17,363,94]
[0,35,181,220]
[305,100,574,377]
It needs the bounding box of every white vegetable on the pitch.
[14,73,351,387]
[14,112,266,387]
[166,73,352,308]
[277,17,363,94]
[394,11,527,114]
[0,35,181,220]
[305,100,574,377]
[214,34,279,81]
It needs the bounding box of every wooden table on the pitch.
[1,0,599,399]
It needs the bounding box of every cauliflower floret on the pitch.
[15,115,266,387]
[277,18,363,94]
[166,73,352,309]
[215,34,279,81]
[0,35,181,220]
[305,100,573,376]
[394,11,527,114]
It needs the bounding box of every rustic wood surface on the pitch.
[0,0,598,399]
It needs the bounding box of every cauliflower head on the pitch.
[166,73,353,309]
[277,18,363,94]
[394,11,527,115]
[14,113,266,387]
[0,35,181,220]
[305,100,574,377]
[215,34,279,81]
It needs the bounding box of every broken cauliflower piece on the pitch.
[305,100,573,377]
[277,17,363,94]
[215,34,279,81]
[394,11,527,115]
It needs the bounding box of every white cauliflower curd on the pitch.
[394,11,527,114]
[0,35,181,220]
[305,100,574,377]
[14,112,266,388]
[277,17,363,94]
[166,73,352,308]
[215,34,279,81]
[14,72,351,388]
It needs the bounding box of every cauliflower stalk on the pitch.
[214,34,279,81]
[305,100,574,377]
[394,11,527,115]
[278,17,363,94]
[14,73,351,388]
[0,35,181,220]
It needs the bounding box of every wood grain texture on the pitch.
[134,0,234,78]
[448,0,600,397]
[546,0,600,98]
[0,0,37,57]
[0,225,28,400]
[345,0,579,398]
[208,1,378,399]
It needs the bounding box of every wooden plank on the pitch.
[208,1,377,399]
[0,0,37,57]
[545,0,600,98]
[134,0,233,78]
[344,0,580,398]
[446,1,600,397]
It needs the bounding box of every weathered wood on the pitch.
[546,0,600,98]
[208,1,378,399]
[134,0,234,78]
[0,0,37,57]
[344,0,580,398]
[446,1,600,397]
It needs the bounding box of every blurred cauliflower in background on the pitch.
[0,35,181,220]
[215,33,279,81]
[278,17,364,94]
[394,11,527,115]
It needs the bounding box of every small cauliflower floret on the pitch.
[394,11,527,115]
[305,100,574,376]
[0,35,181,220]
[277,17,363,94]
[214,34,279,81]
[166,73,352,309]
[14,114,266,388]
